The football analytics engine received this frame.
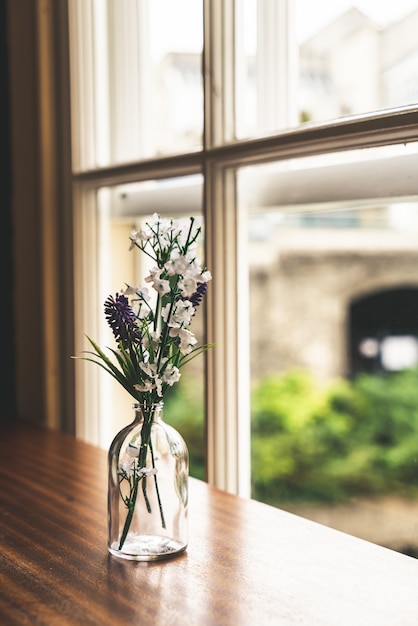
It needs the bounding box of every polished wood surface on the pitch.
[0,424,418,625]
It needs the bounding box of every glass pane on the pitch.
[236,0,418,139]
[94,175,206,479]
[296,0,418,124]
[238,142,418,557]
[74,0,203,168]
[146,0,203,157]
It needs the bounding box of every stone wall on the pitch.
[249,228,418,380]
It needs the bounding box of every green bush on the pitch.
[251,368,418,505]
[162,366,418,504]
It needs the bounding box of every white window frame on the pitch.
[68,0,418,498]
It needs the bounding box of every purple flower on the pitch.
[104,293,141,348]
[189,282,208,308]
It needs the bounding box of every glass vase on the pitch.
[108,401,188,561]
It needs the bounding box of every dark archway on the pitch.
[348,287,418,378]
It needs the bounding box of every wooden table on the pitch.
[0,424,418,626]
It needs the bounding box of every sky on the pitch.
[148,0,418,58]
[296,0,418,41]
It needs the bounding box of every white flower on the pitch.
[135,361,157,393]
[129,228,152,249]
[151,213,174,235]
[145,267,162,283]
[174,300,195,325]
[134,361,167,395]
[152,278,171,296]
[122,284,151,303]
[155,378,163,397]
[123,285,151,319]
[126,444,140,458]
[201,270,212,283]
[134,381,154,392]
[164,251,192,277]
[136,286,151,301]
[184,258,204,279]
[120,459,135,473]
[169,327,197,355]
[145,268,171,296]
[149,212,160,225]
[173,217,193,245]
[161,303,171,323]
[162,364,181,386]
[148,213,176,247]
[138,467,158,477]
[178,277,198,298]
[139,361,157,378]
[163,300,195,327]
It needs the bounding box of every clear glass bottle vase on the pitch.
[108,401,188,561]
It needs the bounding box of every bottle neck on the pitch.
[133,401,164,424]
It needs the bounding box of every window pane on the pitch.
[239,142,418,556]
[235,0,418,139]
[94,176,206,479]
[71,0,203,169]
[146,0,203,157]
[297,0,418,124]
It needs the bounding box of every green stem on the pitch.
[118,472,140,550]
[150,439,166,529]
[117,406,166,551]
[118,419,152,550]
[141,475,152,513]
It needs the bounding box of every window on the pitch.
[238,145,418,553]
[69,0,418,551]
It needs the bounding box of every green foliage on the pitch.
[251,368,418,505]
[160,366,418,504]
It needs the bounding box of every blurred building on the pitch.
[299,7,418,121]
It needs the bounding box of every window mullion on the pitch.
[203,0,235,147]
[203,0,250,496]
[73,183,101,444]
[205,164,239,495]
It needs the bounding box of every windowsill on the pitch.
[1,422,417,625]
